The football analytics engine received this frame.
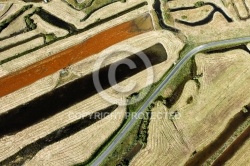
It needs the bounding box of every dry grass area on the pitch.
[233,0,249,19]
[0,29,183,118]
[0,1,147,75]
[0,3,5,11]
[167,0,194,8]
[222,0,243,20]
[171,5,213,23]
[78,0,147,29]
[33,0,145,29]
[33,0,86,29]
[0,66,8,77]
[131,49,250,165]
[0,0,148,80]
[0,7,35,38]
[225,138,250,166]
[0,92,112,162]
[167,0,228,11]
[175,12,250,43]
[71,30,183,103]
[0,13,157,113]
[70,30,183,79]
[165,0,250,43]
[0,36,44,61]
[0,3,22,21]
[130,102,190,166]
[0,30,39,48]
[246,0,250,10]
[0,72,59,114]
[24,106,125,166]
[0,30,183,163]
[1,1,249,165]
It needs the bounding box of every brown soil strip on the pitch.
[0,13,153,98]
[185,110,250,166]
[211,125,250,166]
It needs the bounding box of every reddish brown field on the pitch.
[0,14,153,98]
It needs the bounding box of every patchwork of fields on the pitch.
[0,0,249,165]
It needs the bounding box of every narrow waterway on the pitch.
[153,0,179,32]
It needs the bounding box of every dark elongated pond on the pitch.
[0,43,167,137]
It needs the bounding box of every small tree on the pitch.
[194,1,205,7]
[181,15,188,19]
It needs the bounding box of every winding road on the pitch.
[91,36,250,166]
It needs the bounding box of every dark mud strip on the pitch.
[185,110,250,166]
[0,34,44,52]
[36,8,77,34]
[172,3,232,26]
[153,0,180,32]
[206,44,250,54]
[0,5,33,33]
[0,43,167,137]
[81,0,125,21]
[0,105,118,165]
[212,125,250,166]
[169,6,198,12]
